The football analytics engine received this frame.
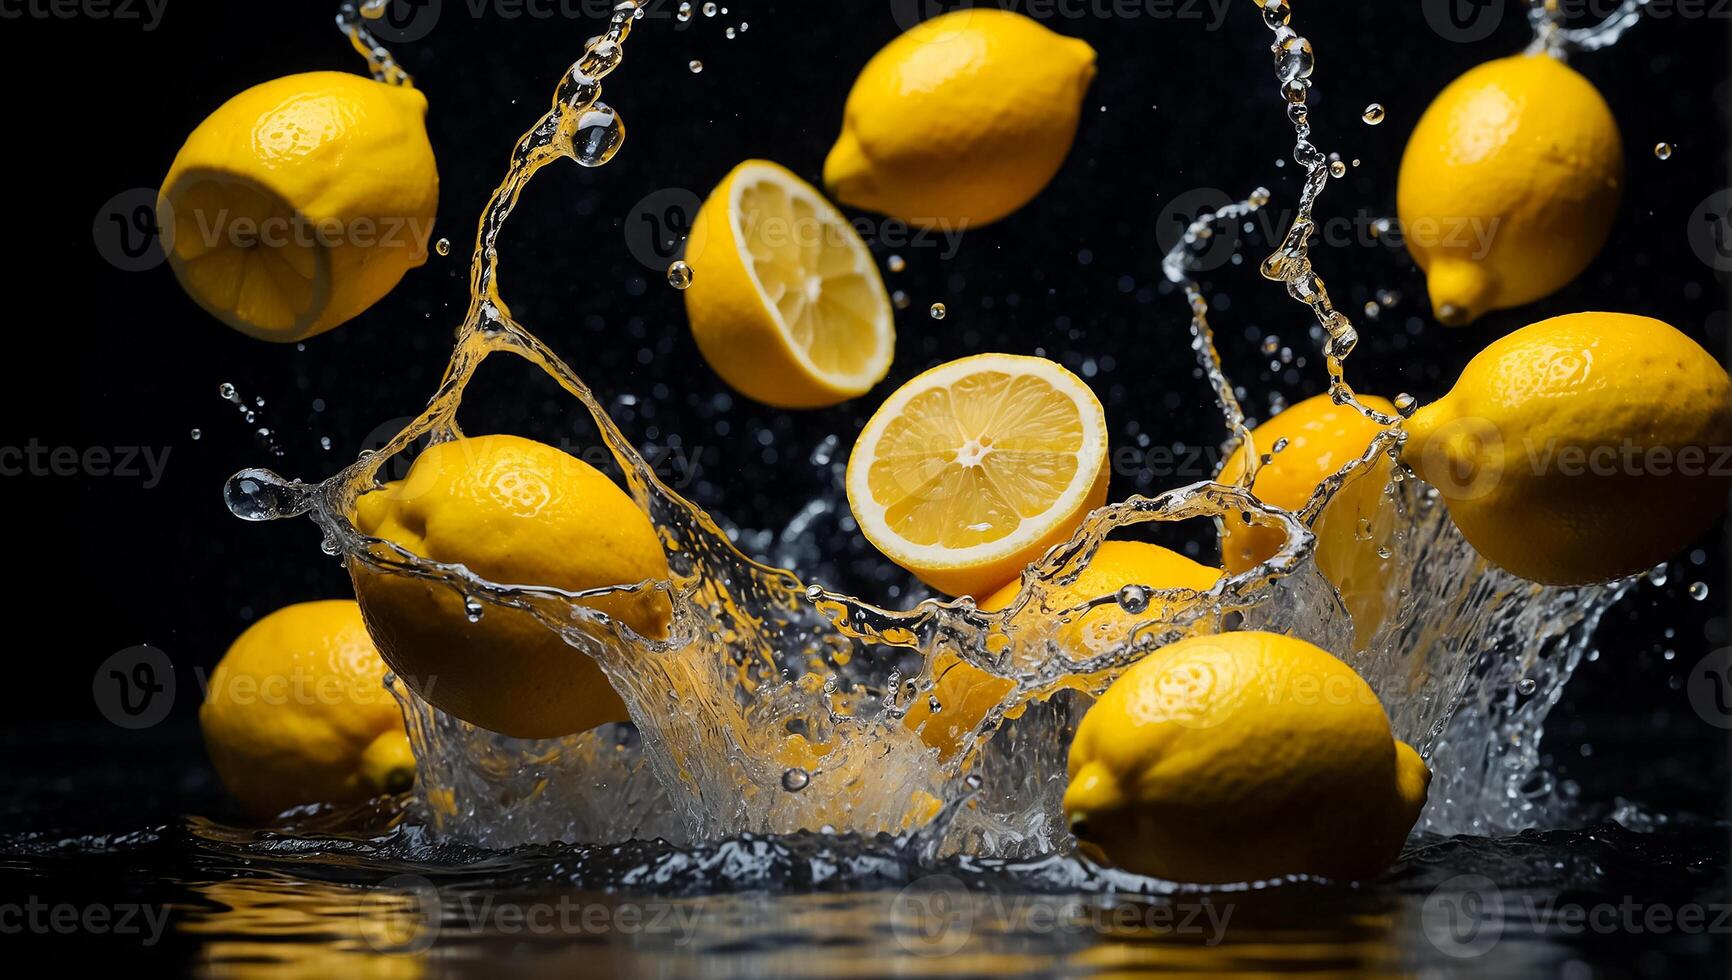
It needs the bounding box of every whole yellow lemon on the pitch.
[905,541,1221,759]
[351,434,672,739]
[1218,394,1397,647]
[162,71,439,342]
[1403,312,1732,585]
[824,9,1096,228]
[199,600,414,819]
[1397,55,1622,325]
[1064,630,1429,883]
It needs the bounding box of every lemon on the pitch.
[1218,394,1397,647]
[1064,630,1429,883]
[351,434,673,739]
[824,9,1096,228]
[905,541,1221,759]
[1403,312,1732,586]
[846,353,1110,599]
[199,600,415,819]
[683,160,894,408]
[161,71,439,342]
[1397,54,1622,326]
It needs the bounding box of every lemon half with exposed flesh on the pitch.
[683,160,894,408]
[846,353,1110,599]
[161,71,438,342]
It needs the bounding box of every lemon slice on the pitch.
[684,160,894,408]
[845,353,1110,598]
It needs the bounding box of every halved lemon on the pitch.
[845,353,1110,598]
[683,160,894,408]
[161,72,438,343]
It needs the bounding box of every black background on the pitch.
[1,1,1728,817]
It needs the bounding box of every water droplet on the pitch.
[1271,437,1289,453]
[737,20,748,31]
[1260,0,1289,28]
[218,383,238,402]
[725,26,735,38]
[887,254,906,274]
[892,290,911,310]
[1274,35,1314,85]
[434,237,451,256]
[1516,677,1537,696]
[781,767,810,792]
[1653,142,1674,160]
[929,302,947,320]
[1647,564,1669,587]
[464,596,485,622]
[702,1,716,15]
[1328,159,1347,178]
[1689,581,1709,600]
[1393,392,1418,416]
[223,468,306,522]
[189,428,201,441]
[572,103,625,167]
[676,1,692,21]
[688,59,703,74]
[1361,103,1385,125]
[1260,335,1281,355]
[666,259,694,289]
[320,436,332,451]
[1116,584,1150,614]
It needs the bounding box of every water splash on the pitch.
[223,1,1647,861]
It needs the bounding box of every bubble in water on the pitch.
[781,767,810,792]
[1689,581,1709,600]
[434,237,451,256]
[1653,142,1674,160]
[887,254,906,273]
[1516,677,1537,696]
[688,59,703,74]
[929,303,947,320]
[667,259,694,289]
[1116,584,1150,614]
[572,104,625,167]
[1361,103,1385,125]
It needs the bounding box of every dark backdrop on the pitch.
[2,1,1727,818]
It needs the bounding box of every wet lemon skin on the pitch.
[1064,630,1429,884]
[1398,54,1622,325]
[824,9,1096,228]
[200,600,415,819]
[1403,312,1732,585]
[351,434,672,740]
